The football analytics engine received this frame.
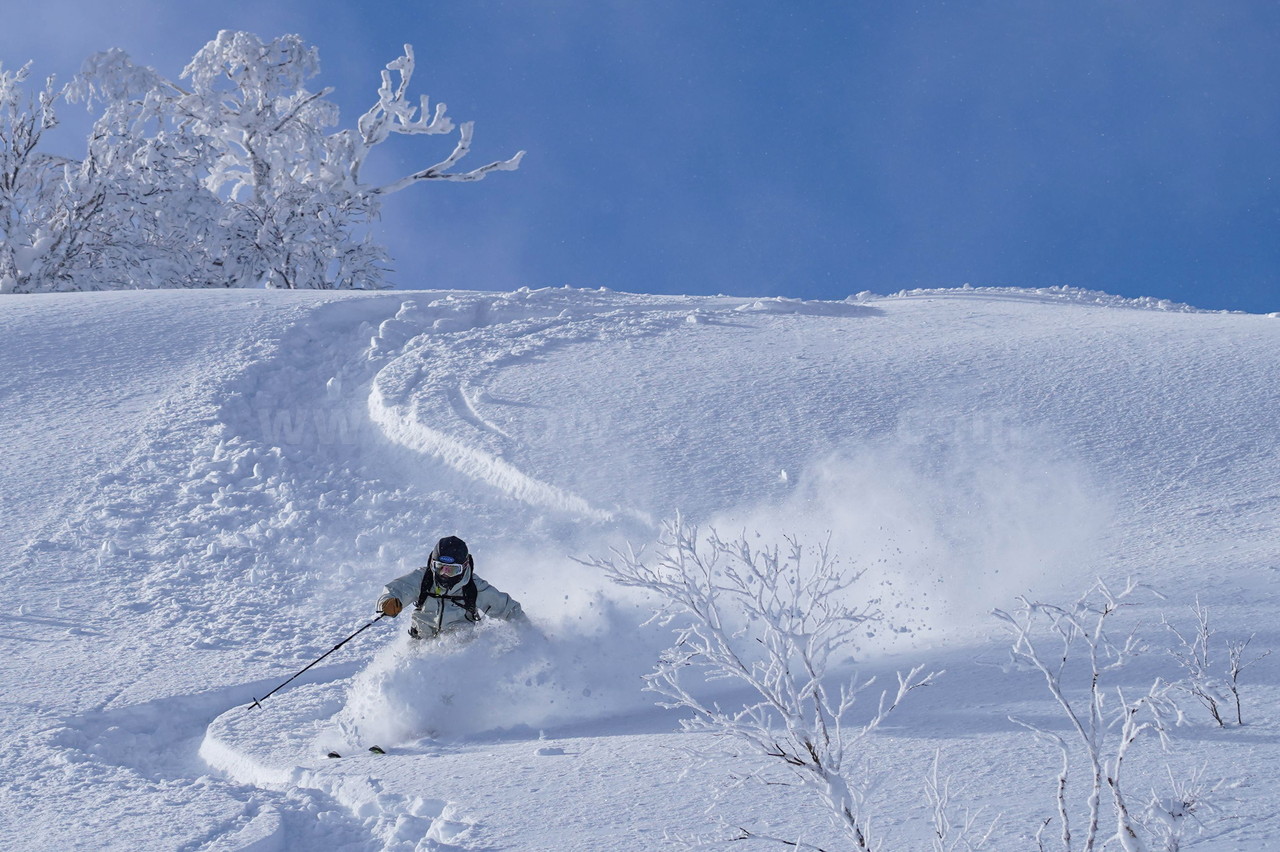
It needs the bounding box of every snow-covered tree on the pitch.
[0,61,65,293]
[169,31,521,290]
[2,54,220,292]
[2,31,523,293]
[59,50,226,290]
[590,519,938,851]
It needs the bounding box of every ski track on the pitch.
[2,286,1279,850]
[451,382,513,441]
[365,297,700,527]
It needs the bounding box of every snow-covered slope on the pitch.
[0,286,1277,850]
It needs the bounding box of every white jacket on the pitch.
[378,566,524,639]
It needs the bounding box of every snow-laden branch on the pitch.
[1137,765,1224,852]
[352,45,524,195]
[355,46,453,154]
[373,120,525,193]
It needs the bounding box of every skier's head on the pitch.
[430,535,472,589]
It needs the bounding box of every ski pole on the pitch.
[250,613,387,709]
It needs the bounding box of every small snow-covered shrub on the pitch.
[1136,766,1224,852]
[590,518,940,851]
[995,580,1218,852]
[1163,599,1270,727]
[925,751,999,852]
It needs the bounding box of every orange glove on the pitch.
[380,597,403,617]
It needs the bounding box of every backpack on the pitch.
[413,567,479,622]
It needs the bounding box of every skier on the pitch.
[377,536,525,639]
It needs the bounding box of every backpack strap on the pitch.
[413,567,433,611]
[460,578,479,622]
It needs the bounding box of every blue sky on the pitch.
[4,1,1278,312]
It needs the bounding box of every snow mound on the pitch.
[883,283,1212,312]
[332,621,568,747]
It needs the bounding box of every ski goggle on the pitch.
[431,556,467,578]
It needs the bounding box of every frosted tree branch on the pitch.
[352,45,525,195]
[1225,636,1270,725]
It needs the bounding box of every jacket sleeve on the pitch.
[378,567,427,612]
[472,576,526,622]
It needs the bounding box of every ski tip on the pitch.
[249,697,263,710]
[368,745,385,754]
[326,751,342,759]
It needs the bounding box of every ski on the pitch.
[325,745,385,758]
